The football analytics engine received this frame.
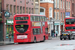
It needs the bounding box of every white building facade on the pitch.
[40,0,54,36]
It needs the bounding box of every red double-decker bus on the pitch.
[65,17,75,31]
[65,17,75,39]
[13,14,48,43]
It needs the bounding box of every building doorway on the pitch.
[0,23,3,41]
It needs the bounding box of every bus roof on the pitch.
[14,14,46,16]
[65,17,75,19]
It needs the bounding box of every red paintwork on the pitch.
[14,14,48,43]
[65,17,75,31]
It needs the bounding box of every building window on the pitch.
[58,12,59,20]
[10,5,12,15]
[20,7,22,14]
[57,0,59,8]
[32,0,33,1]
[69,2,70,9]
[66,1,68,9]
[17,6,19,14]
[61,0,62,8]
[49,7,52,18]
[67,2,68,9]
[20,1,22,3]
[14,0,16,2]
[40,9,44,12]
[32,8,33,14]
[40,0,43,1]
[54,0,56,8]
[61,12,62,20]
[29,8,31,14]
[63,1,64,9]
[32,3,33,5]
[35,8,38,14]
[23,7,25,13]
[14,5,16,14]
[26,2,28,4]
[26,7,28,13]
[35,0,38,2]
[6,4,9,10]
[63,13,64,21]
[40,8,44,15]
[49,0,51,1]
[54,12,56,19]
[57,12,59,20]
[66,1,67,9]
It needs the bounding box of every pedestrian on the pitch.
[51,29,54,37]
[55,30,58,37]
[51,30,53,37]
[53,30,55,37]
[9,31,12,41]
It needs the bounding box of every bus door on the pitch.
[40,22,45,40]
[45,27,48,39]
[33,28,41,41]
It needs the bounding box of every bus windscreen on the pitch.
[15,25,29,33]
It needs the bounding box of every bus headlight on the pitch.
[14,31,15,33]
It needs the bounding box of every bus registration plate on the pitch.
[63,34,66,36]
[17,35,27,39]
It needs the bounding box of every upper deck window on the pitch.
[66,19,75,24]
[66,27,75,30]
[15,17,28,20]
[31,15,47,22]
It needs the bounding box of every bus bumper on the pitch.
[14,39,31,43]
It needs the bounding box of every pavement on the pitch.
[0,36,56,46]
[0,38,14,46]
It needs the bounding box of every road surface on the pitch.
[0,37,75,50]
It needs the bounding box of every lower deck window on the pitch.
[45,28,48,34]
[33,28,40,35]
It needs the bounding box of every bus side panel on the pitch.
[31,28,34,42]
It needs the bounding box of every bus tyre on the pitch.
[43,36,45,42]
[69,37,71,40]
[73,36,75,40]
[60,38,62,40]
[34,37,36,43]
[72,38,74,40]
[69,38,71,40]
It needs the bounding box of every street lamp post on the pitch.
[47,18,55,36]
[50,18,55,30]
